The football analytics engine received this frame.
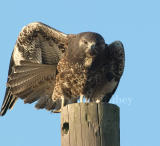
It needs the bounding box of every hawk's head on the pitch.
[78,32,105,57]
[67,32,105,67]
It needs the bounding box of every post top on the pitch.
[61,102,119,112]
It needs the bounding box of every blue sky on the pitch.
[0,0,159,146]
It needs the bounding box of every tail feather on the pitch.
[35,97,60,111]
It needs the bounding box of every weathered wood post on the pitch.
[61,103,120,146]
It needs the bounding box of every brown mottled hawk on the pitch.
[0,22,125,116]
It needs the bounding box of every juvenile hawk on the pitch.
[0,22,125,116]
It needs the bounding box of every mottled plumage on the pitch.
[0,22,125,116]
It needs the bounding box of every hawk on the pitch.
[0,22,125,116]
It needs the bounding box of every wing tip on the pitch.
[0,108,7,116]
[0,89,17,117]
[110,41,124,49]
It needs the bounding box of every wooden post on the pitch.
[61,103,120,146]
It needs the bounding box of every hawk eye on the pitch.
[83,40,88,45]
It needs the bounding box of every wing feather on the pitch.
[0,22,68,116]
[107,41,125,79]
[102,41,125,102]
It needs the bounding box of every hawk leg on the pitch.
[80,95,84,103]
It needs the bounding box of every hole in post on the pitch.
[62,122,69,135]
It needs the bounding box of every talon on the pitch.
[53,109,61,113]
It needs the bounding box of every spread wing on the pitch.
[102,41,125,102]
[0,22,68,116]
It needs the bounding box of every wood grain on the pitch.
[61,103,120,146]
